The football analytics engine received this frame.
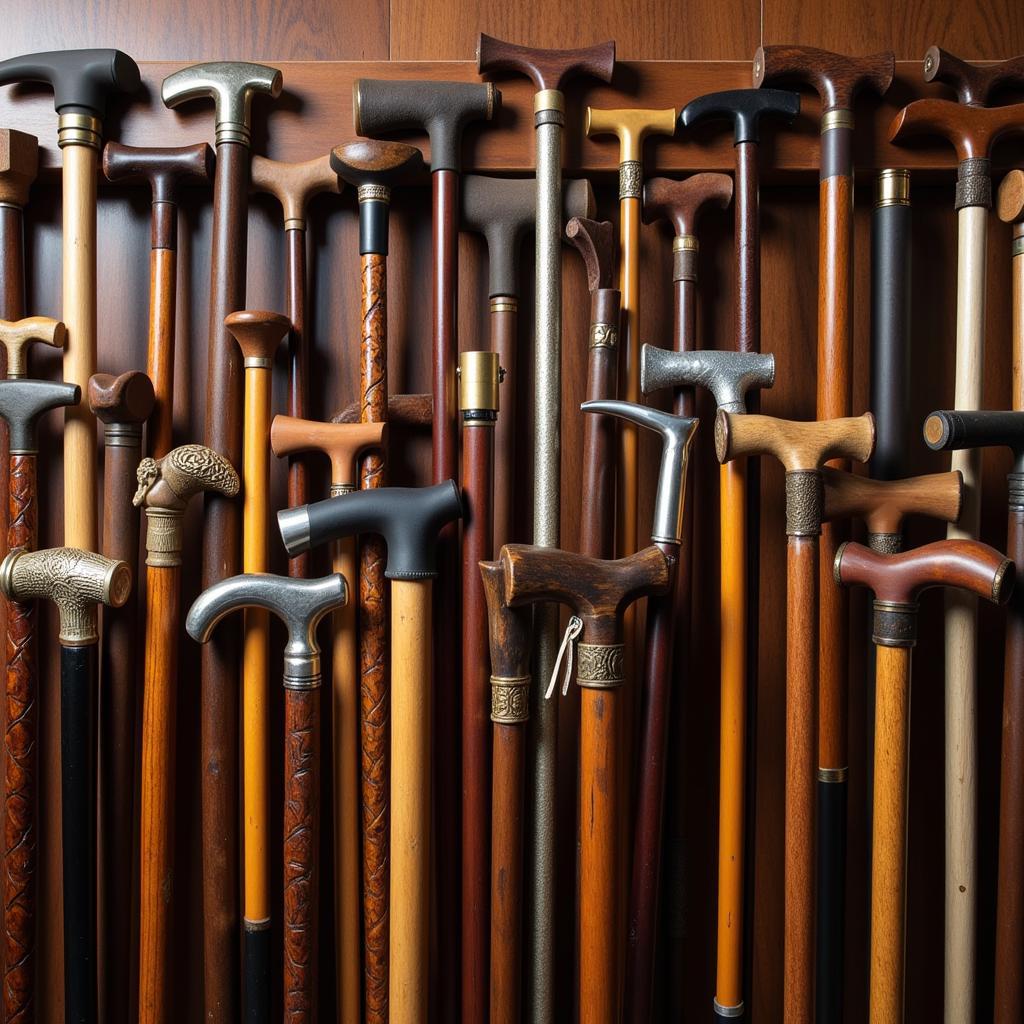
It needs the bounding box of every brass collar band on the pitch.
[283,218,305,231]
[619,160,642,200]
[491,297,517,314]
[330,483,356,498]
[785,470,824,537]
[590,322,617,349]
[868,532,903,555]
[283,661,321,690]
[534,89,565,116]
[146,507,186,567]
[244,356,273,369]
[872,600,918,647]
[491,674,530,723]
[876,169,910,209]
[817,766,848,783]
[577,642,625,688]
[103,422,144,447]
[58,114,102,151]
[955,157,992,211]
[358,184,390,204]
[820,108,854,134]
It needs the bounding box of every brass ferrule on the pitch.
[458,350,501,413]
[577,642,625,688]
[821,108,854,134]
[146,507,186,567]
[58,113,102,151]
[358,183,390,204]
[535,89,565,115]
[876,169,910,208]
[590,322,617,349]
[244,356,273,369]
[673,235,699,253]
[491,675,530,723]
[491,298,517,314]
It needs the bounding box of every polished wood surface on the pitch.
[754,44,895,111]
[823,466,963,535]
[924,46,1024,107]
[716,410,875,469]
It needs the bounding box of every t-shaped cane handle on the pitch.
[0,316,67,379]
[477,35,615,95]
[586,107,677,198]
[642,174,734,238]
[88,370,155,435]
[161,61,282,147]
[681,87,800,142]
[923,47,1024,107]
[835,538,1013,644]
[823,467,963,551]
[566,215,616,292]
[924,409,1024,477]
[251,152,341,232]
[0,379,79,453]
[270,416,387,492]
[0,546,131,644]
[753,45,894,112]
[642,347,775,413]
[187,572,347,687]
[278,480,463,579]
[0,129,38,207]
[582,400,697,545]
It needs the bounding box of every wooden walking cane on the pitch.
[480,559,532,1024]
[716,409,874,1024]
[270,415,386,1022]
[88,369,154,1023]
[102,142,214,460]
[225,308,290,1023]
[0,547,131,1024]
[889,91,1024,1024]
[459,351,502,1024]
[0,370,78,1022]
[755,48,893,1021]
[476,38,615,1021]
[834,539,1014,1024]
[499,543,668,1024]
[994,169,1024,1022]
[186,571,348,1024]
[462,176,593,552]
[330,136,421,1021]
[0,50,141,552]
[161,61,282,1022]
[566,216,621,560]
[640,345,774,1021]
[132,444,239,1024]
[251,152,342,577]
[278,480,463,1024]
[580,400,698,1023]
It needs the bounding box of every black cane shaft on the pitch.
[61,643,97,1024]
[244,924,270,1024]
[815,776,846,1023]
[286,227,310,580]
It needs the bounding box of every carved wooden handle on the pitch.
[225,310,290,363]
[753,44,894,111]
[0,316,66,378]
[888,98,1024,161]
[642,173,733,237]
[481,560,532,684]
[329,140,423,190]
[88,370,155,428]
[823,467,962,535]
[923,46,1024,107]
[270,416,386,489]
[566,217,615,292]
[251,153,341,229]
[477,33,615,93]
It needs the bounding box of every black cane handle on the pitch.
[0,48,139,117]
[680,87,799,143]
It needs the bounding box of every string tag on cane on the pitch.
[545,615,583,699]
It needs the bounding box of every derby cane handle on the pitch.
[477,35,615,93]
[285,226,309,578]
[2,453,36,1023]
[923,46,1024,107]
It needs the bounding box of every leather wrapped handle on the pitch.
[354,78,498,173]
[835,538,1014,606]
[888,98,1024,161]
[477,33,615,93]
[680,87,800,143]
[88,370,155,428]
[753,44,894,110]
[822,466,962,535]
[642,173,733,236]
[923,46,1024,107]
[270,416,386,488]
[0,48,140,116]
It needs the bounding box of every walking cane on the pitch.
[994,169,1024,1022]
[278,480,463,1024]
[476,38,615,1020]
[462,176,593,552]
[566,216,621,560]
[251,151,341,577]
[834,539,1014,1024]
[132,444,239,1024]
[0,547,131,1024]
[186,571,347,1024]
[580,400,698,1022]
[88,369,154,1023]
[270,415,386,1022]
[330,136,421,1022]
[459,352,502,1024]
[0,49,141,552]
[499,542,668,1024]
[889,94,1024,1023]
[480,559,532,1024]
[102,142,214,459]
[0,372,78,1022]
[225,308,289,1022]
[755,49,893,1019]
[161,61,282,1021]
[640,346,774,1021]
[716,409,874,1024]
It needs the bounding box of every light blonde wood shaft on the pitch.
[332,534,361,1024]
[389,579,432,1024]
[62,144,98,550]
[869,644,912,1024]
[944,203,986,1024]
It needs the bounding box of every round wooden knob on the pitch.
[225,310,290,365]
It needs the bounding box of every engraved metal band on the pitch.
[713,998,745,1018]
[491,674,530,723]
[146,507,185,567]
[244,356,273,369]
[821,108,854,133]
[619,160,642,200]
[817,766,847,783]
[872,600,918,647]
[590,322,618,349]
[283,668,322,691]
[1008,472,1024,512]
[491,298,518,314]
[104,422,144,447]
[868,532,903,555]
[577,642,625,688]
[1014,235,1024,259]
[331,483,356,498]
[955,157,992,211]
[358,183,390,204]
[785,470,824,537]
[58,113,102,151]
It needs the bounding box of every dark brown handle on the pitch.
[923,46,1024,107]
[566,216,615,292]
[754,44,894,110]
[477,33,615,93]
[642,173,733,237]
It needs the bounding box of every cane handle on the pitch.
[270,416,386,489]
[641,346,774,413]
[102,141,213,203]
[0,316,67,378]
[822,467,962,535]
[753,45,894,111]
[225,309,290,365]
[88,370,155,428]
[477,34,615,94]
[251,152,342,230]
[998,169,1024,225]
[0,379,79,453]
[566,216,616,292]
[642,174,733,238]
[585,106,677,164]
[481,560,532,687]
[923,46,1024,107]
[888,99,1024,161]
[680,87,800,143]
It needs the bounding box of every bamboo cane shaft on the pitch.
[944,202,986,1024]
[62,143,98,552]
[138,564,180,1024]
[148,245,176,459]
[389,579,432,1024]
[869,643,911,1024]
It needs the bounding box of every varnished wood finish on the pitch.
[250,153,340,230]
[477,35,616,93]
[888,98,1024,160]
[923,46,1024,106]
[716,410,875,470]
[822,467,962,536]
[642,173,733,237]
[270,417,386,487]
[754,45,895,111]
